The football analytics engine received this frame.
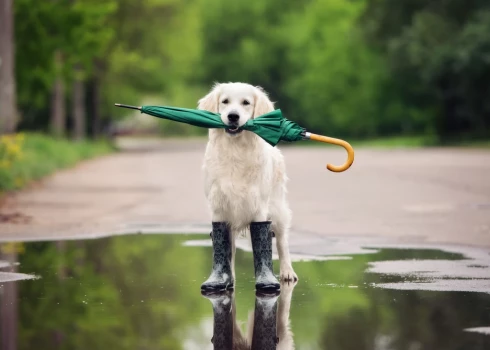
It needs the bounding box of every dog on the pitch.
[203,281,296,349]
[197,82,297,282]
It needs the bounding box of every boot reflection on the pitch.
[202,281,296,350]
[202,290,234,350]
[251,291,280,350]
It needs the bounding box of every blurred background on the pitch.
[1,0,489,190]
[1,3,490,348]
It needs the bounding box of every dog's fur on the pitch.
[198,82,297,282]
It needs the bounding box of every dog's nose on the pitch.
[228,113,239,123]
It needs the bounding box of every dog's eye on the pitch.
[242,100,250,106]
[222,99,229,104]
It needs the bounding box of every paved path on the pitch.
[1,138,489,248]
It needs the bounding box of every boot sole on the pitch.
[200,282,234,292]
[255,283,281,292]
[201,289,233,297]
[256,289,281,297]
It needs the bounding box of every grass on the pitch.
[0,132,114,192]
[349,135,434,148]
[284,135,490,149]
[451,139,490,148]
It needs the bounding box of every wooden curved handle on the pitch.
[308,133,355,172]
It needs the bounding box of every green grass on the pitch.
[0,132,114,192]
[349,135,434,148]
[451,139,490,148]
[283,135,490,149]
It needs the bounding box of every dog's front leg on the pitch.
[277,235,297,282]
[273,224,298,282]
[277,280,296,348]
[201,219,235,291]
[211,211,238,281]
[250,211,281,291]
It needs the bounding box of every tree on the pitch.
[282,0,390,138]
[0,0,18,134]
[50,50,66,137]
[360,0,490,139]
[71,65,86,140]
[13,0,117,137]
[196,0,392,138]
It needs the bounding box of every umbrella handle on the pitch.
[305,132,354,172]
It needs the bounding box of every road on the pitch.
[1,138,489,249]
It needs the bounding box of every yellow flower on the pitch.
[1,242,25,254]
[0,133,23,160]
[0,159,10,169]
[6,143,21,157]
[14,177,24,187]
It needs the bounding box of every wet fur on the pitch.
[198,82,297,282]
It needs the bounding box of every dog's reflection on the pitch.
[202,282,296,350]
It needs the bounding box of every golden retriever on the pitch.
[198,82,297,283]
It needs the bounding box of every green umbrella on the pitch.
[115,103,354,172]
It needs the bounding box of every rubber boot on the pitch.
[201,290,233,350]
[201,222,234,291]
[250,221,281,292]
[252,291,280,350]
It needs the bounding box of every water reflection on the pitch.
[202,283,295,350]
[0,235,489,349]
[0,248,19,350]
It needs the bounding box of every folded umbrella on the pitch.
[115,103,354,172]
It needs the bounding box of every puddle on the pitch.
[1,234,490,349]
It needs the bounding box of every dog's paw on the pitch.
[280,278,297,297]
[280,265,298,283]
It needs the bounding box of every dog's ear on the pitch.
[253,86,275,118]
[197,84,220,113]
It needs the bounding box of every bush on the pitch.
[0,133,113,192]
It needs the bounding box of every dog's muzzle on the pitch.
[225,112,243,135]
[225,126,243,135]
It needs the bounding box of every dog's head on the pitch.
[197,82,274,137]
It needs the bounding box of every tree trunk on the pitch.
[50,50,66,137]
[91,78,101,138]
[72,65,86,140]
[0,0,18,134]
[91,60,103,138]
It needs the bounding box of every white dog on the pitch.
[203,282,296,349]
[198,82,297,283]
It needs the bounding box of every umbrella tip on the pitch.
[114,103,142,111]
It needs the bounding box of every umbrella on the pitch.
[115,103,354,172]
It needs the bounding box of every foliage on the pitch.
[360,0,490,139]
[282,0,391,138]
[14,0,117,130]
[10,0,490,141]
[0,133,25,189]
[0,133,113,192]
